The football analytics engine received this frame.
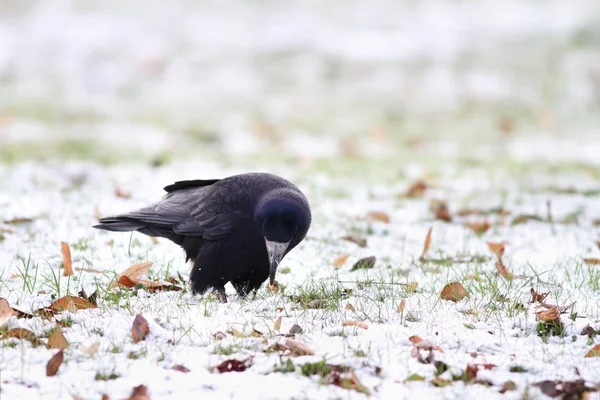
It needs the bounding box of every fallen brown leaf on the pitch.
[171,364,190,373]
[343,320,368,330]
[47,327,69,349]
[286,324,303,336]
[402,282,419,293]
[284,338,314,356]
[274,316,282,332]
[115,188,131,199]
[109,261,153,289]
[397,299,406,313]
[49,296,97,312]
[430,199,452,222]
[0,298,16,327]
[61,241,73,277]
[350,256,376,271]
[530,288,549,303]
[228,328,246,338]
[419,227,433,262]
[341,235,367,248]
[367,211,390,223]
[404,180,427,197]
[465,221,491,235]
[127,385,150,400]
[536,307,560,322]
[131,314,150,343]
[46,350,64,377]
[496,262,515,279]
[332,254,350,269]
[440,282,468,302]
[5,327,37,341]
[213,358,253,373]
[486,242,505,260]
[583,258,600,266]
[585,344,600,358]
[345,303,356,312]
[409,336,444,363]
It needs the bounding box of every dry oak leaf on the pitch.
[60,241,73,276]
[465,221,491,235]
[341,235,367,248]
[48,327,69,349]
[127,385,151,400]
[440,282,468,302]
[536,307,560,322]
[343,320,368,330]
[585,344,600,358]
[49,296,97,312]
[109,261,153,289]
[213,358,252,373]
[404,180,427,197]
[171,364,190,373]
[46,349,64,377]
[274,316,282,332]
[530,288,549,303]
[284,338,314,356]
[397,299,406,313]
[332,254,350,269]
[132,314,150,343]
[486,242,505,260]
[419,227,433,262]
[0,298,17,327]
[496,262,515,279]
[583,258,600,266]
[367,211,390,223]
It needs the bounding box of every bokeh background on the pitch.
[1,0,599,168]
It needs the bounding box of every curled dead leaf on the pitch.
[419,227,433,262]
[127,385,150,400]
[49,296,97,312]
[131,314,150,343]
[530,288,549,303]
[345,303,356,312]
[350,256,376,271]
[0,298,16,327]
[430,199,452,222]
[404,180,427,197]
[46,350,64,377]
[465,221,491,235]
[109,261,153,289]
[536,307,560,322]
[332,254,350,269]
[585,344,600,358]
[284,338,314,356]
[213,358,252,373]
[486,242,505,260]
[367,211,390,223]
[496,262,515,279]
[440,282,468,302]
[274,316,282,332]
[47,327,69,349]
[60,241,73,277]
[583,258,600,266]
[343,320,368,330]
[171,364,190,373]
[341,235,367,248]
[397,299,406,313]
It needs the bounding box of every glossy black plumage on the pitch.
[93,172,311,302]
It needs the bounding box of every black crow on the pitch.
[93,172,311,302]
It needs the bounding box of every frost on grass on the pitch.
[1,156,600,400]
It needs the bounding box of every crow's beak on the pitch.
[265,240,289,285]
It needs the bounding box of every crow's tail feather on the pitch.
[93,216,146,232]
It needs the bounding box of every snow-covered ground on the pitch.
[1,1,600,399]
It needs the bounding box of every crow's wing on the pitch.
[115,180,253,241]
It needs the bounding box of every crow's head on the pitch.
[255,189,311,285]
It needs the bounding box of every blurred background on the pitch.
[1,0,599,168]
